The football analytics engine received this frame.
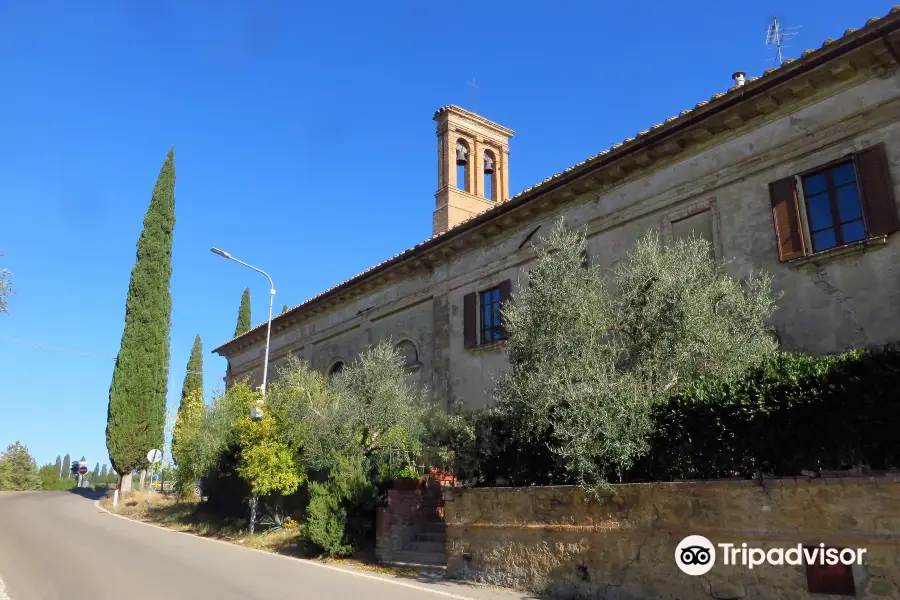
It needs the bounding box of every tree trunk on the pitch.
[139,469,146,491]
[119,472,133,494]
[249,494,258,534]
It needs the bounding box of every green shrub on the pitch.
[302,456,378,557]
[628,345,900,481]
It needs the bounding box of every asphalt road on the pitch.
[0,491,532,600]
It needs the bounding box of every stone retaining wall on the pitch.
[443,476,900,599]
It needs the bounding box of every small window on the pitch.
[480,287,502,344]
[805,547,856,595]
[801,161,866,252]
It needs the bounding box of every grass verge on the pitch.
[99,491,424,578]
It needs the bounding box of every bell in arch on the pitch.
[483,153,495,175]
[456,142,468,166]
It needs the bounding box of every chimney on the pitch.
[732,71,746,87]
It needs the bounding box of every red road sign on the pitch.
[78,465,88,475]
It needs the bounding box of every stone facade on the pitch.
[215,13,900,412]
[442,478,900,599]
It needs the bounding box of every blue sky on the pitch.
[0,1,885,467]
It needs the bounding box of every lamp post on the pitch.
[211,247,275,419]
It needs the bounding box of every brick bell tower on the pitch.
[432,105,515,235]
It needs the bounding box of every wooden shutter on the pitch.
[856,143,900,237]
[498,279,512,340]
[463,292,476,349]
[769,177,806,261]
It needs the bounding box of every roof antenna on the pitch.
[765,15,801,67]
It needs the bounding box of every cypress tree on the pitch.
[235,288,251,337]
[54,455,62,478]
[181,335,203,400]
[282,304,289,314]
[173,335,204,467]
[100,464,108,477]
[106,148,176,492]
[62,454,70,479]
[92,463,100,478]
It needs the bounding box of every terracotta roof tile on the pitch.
[216,6,900,354]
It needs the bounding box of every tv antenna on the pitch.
[765,16,801,67]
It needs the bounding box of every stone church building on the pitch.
[216,9,900,412]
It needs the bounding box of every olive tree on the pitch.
[495,218,778,488]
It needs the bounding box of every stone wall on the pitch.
[443,477,900,599]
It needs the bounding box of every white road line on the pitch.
[0,575,10,599]
[94,500,474,599]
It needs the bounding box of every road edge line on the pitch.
[93,500,474,599]
[0,574,10,599]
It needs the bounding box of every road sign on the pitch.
[147,449,163,464]
[78,465,88,475]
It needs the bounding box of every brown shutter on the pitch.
[463,292,476,349]
[769,177,806,261]
[498,279,512,340]
[855,143,900,237]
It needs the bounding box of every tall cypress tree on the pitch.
[234,288,251,337]
[107,148,176,491]
[181,335,203,400]
[173,335,204,467]
[100,464,108,477]
[54,455,62,478]
[282,304,289,314]
[92,463,100,478]
[62,454,70,479]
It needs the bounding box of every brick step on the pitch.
[387,551,447,567]
[419,522,447,534]
[410,531,446,543]
[400,541,446,554]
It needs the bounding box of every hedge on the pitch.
[627,345,900,481]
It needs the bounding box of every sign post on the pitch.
[146,449,162,505]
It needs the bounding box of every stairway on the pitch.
[377,479,448,568]
[391,520,447,567]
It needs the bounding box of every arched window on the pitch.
[328,361,344,377]
[483,149,496,201]
[456,139,470,192]
[395,340,419,367]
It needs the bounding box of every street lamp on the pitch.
[210,247,275,419]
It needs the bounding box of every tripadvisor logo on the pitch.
[675,535,867,576]
[676,535,716,575]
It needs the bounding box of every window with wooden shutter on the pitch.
[479,286,502,344]
[769,177,806,261]
[498,279,512,339]
[855,143,900,237]
[800,161,865,252]
[463,292,476,349]
[771,144,898,261]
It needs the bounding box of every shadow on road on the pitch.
[67,487,109,501]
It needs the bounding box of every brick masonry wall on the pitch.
[442,476,900,599]
[376,479,446,564]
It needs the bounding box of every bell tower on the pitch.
[433,105,514,236]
